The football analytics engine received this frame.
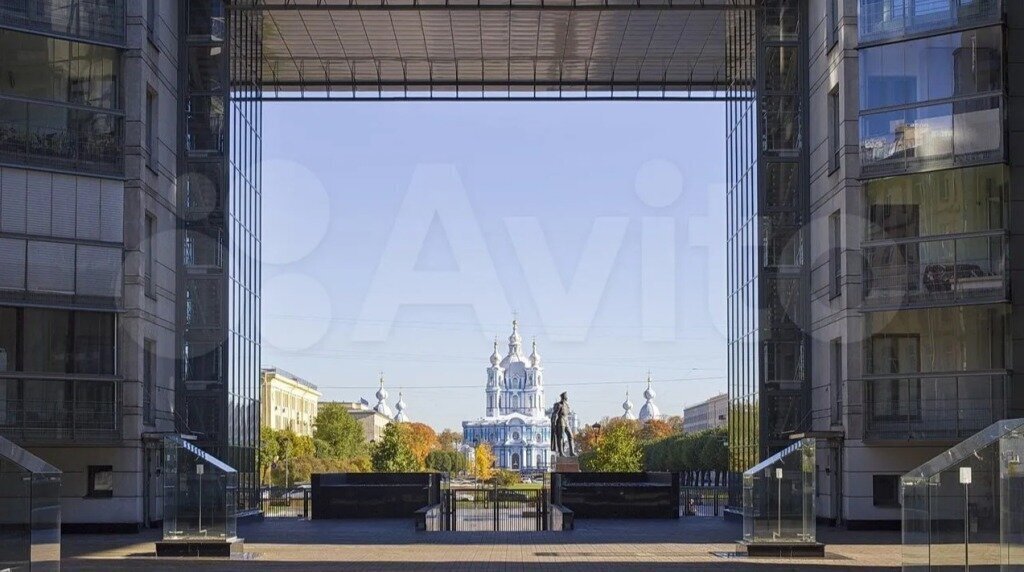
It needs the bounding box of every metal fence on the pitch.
[261,487,309,518]
[680,486,727,517]
[440,486,549,531]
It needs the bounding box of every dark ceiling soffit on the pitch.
[232,1,754,11]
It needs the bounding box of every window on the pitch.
[18,309,115,375]
[828,211,841,299]
[828,86,841,173]
[872,475,900,507]
[23,309,70,373]
[146,88,158,170]
[72,312,115,374]
[0,307,17,372]
[144,213,156,297]
[143,338,155,425]
[87,465,114,498]
[826,0,839,50]
[830,338,842,425]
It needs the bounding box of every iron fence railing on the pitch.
[260,487,310,518]
[680,486,728,517]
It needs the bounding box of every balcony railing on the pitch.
[863,373,1005,441]
[0,378,121,443]
[862,234,1007,310]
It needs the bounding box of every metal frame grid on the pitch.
[230,0,753,100]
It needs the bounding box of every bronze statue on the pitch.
[550,392,575,457]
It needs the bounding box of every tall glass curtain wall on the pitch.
[726,0,809,506]
[857,0,1009,437]
[178,1,260,514]
[756,0,809,460]
[726,5,759,505]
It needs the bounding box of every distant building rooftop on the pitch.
[262,366,319,392]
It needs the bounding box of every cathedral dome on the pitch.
[529,339,541,368]
[638,373,660,421]
[622,390,636,420]
[374,374,393,416]
[394,392,408,422]
[490,338,501,366]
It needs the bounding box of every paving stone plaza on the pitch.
[61,518,901,571]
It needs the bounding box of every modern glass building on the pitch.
[2,0,1021,531]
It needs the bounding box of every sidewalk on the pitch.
[61,517,903,571]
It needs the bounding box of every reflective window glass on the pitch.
[23,309,69,373]
[72,312,115,375]
[0,308,16,372]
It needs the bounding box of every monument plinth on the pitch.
[554,456,580,473]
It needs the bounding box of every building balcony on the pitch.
[863,373,1005,441]
[0,378,121,443]
[862,234,1006,310]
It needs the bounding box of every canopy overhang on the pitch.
[240,0,753,100]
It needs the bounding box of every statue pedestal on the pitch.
[554,456,580,473]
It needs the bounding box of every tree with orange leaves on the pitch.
[404,422,439,469]
[639,419,676,442]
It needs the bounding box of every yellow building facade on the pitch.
[261,367,322,437]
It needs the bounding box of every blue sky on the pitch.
[260,101,727,431]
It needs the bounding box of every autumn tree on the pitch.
[405,422,439,468]
[259,426,280,485]
[639,419,676,442]
[370,422,420,472]
[437,429,463,451]
[473,442,495,481]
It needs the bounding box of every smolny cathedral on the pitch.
[462,319,574,472]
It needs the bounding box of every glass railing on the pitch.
[162,435,238,542]
[859,0,1001,44]
[0,97,124,177]
[864,374,1006,441]
[902,418,1024,570]
[0,435,61,571]
[742,438,816,545]
[0,0,126,45]
[0,379,120,443]
[859,96,1003,179]
[862,234,1007,309]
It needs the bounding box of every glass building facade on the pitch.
[857,0,1011,444]
[177,1,261,515]
[727,0,810,503]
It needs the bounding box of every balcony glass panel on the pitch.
[864,374,1005,440]
[901,418,1024,570]
[0,379,120,442]
[866,305,1007,373]
[0,98,123,176]
[0,436,60,570]
[0,0,125,45]
[865,165,1007,240]
[859,0,1001,44]
[860,96,1003,178]
[742,438,816,545]
[0,30,121,110]
[860,26,1002,111]
[863,234,1006,308]
[162,435,237,541]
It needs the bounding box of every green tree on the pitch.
[259,426,281,485]
[370,422,420,472]
[313,403,366,460]
[587,421,642,472]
